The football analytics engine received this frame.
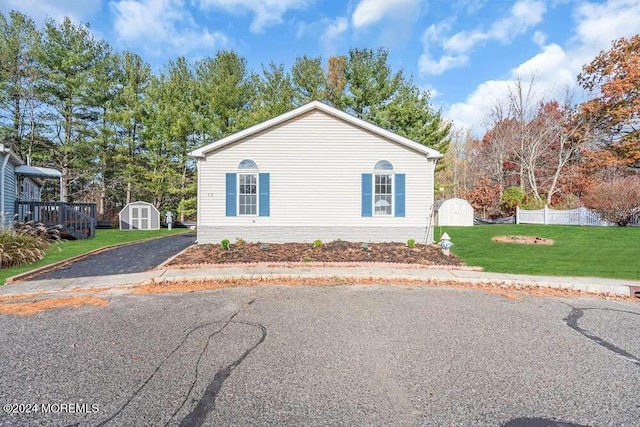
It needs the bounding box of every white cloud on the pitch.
[351,0,420,28]
[320,16,348,51]
[444,0,546,53]
[111,0,227,56]
[0,0,101,23]
[532,30,546,46]
[419,54,469,75]
[420,0,546,76]
[445,0,640,134]
[418,21,469,75]
[199,0,310,33]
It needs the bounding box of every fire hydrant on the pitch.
[440,232,453,256]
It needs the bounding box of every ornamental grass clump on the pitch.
[0,229,50,269]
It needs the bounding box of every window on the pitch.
[237,159,258,215]
[21,178,40,201]
[226,160,270,217]
[374,160,393,216]
[238,173,257,215]
[361,162,405,218]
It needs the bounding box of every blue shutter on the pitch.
[395,174,405,217]
[259,173,270,217]
[225,173,236,217]
[362,173,372,217]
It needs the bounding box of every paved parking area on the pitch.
[0,284,638,426]
[27,232,196,280]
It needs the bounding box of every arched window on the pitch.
[374,160,393,215]
[238,159,258,169]
[238,160,258,215]
[374,160,394,171]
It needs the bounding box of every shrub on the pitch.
[221,239,230,250]
[407,238,416,248]
[583,176,640,226]
[0,229,50,268]
[521,196,545,210]
[235,237,246,246]
[313,239,323,248]
[260,243,270,251]
[500,187,526,215]
[554,193,581,210]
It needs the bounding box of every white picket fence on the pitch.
[516,206,610,226]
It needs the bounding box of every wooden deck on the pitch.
[14,201,97,239]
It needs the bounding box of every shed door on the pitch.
[130,206,150,230]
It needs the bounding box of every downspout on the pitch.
[1,148,11,228]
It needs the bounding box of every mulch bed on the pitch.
[166,241,465,267]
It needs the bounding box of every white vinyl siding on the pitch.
[197,109,436,241]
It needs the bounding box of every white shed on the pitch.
[434,198,474,227]
[119,201,160,230]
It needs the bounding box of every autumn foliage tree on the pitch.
[583,176,640,226]
[578,35,640,167]
[462,176,501,218]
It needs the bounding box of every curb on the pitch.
[160,260,483,270]
[146,272,635,298]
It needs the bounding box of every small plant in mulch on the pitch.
[235,237,246,247]
[313,239,323,248]
[301,256,313,262]
[221,239,230,250]
[361,242,369,251]
[260,243,270,251]
[407,238,416,248]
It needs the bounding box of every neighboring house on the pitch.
[1,144,96,238]
[190,101,443,244]
[1,144,54,227]
[433,198,474,227]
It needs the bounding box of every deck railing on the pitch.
[14,201,97,239]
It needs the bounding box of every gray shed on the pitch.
[119,201,160,230]
[434,198,474,227]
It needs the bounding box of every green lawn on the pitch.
[440,225,640,280]
[0,228,190,285]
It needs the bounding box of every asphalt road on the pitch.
[29,232,197,279]
[0,285,638,426]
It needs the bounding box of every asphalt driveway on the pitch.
[27,232,196,280]
[0,285,638,426]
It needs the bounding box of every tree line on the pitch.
[437,35,640,223]
[0,11,450,221]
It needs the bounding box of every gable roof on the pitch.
[189,101,443,159]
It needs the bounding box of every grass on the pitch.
[439,224,640,280]
[0,228,190,285]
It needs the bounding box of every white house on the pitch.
[189,101,442,244]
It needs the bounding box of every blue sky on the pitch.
[2,0,640,134]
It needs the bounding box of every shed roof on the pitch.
[189,101,443,159]
[434,197,473,211]
[118,201,159,216]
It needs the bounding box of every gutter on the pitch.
[0,145,11,228]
